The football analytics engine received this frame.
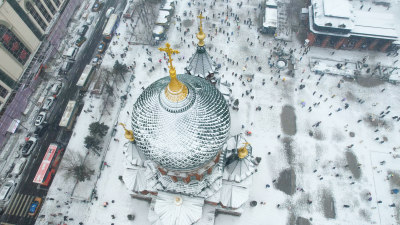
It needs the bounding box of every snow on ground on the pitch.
[38,0,400,224]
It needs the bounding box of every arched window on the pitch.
[52,0,60,7]
[0,25,32,65]
[32,0,52,22]
[26,2,48,30]
[43,0,56,15]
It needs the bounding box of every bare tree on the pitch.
[61,150,94,182]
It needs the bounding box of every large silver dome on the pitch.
[131,74,230,171]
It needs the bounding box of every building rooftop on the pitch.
[310,0,399,40]
[263,7,278,28]
[312,0,355,30]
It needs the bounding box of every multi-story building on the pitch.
[0,0,80,146]
[306,0,399,52]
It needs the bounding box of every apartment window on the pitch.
[26,2,48,30]
[52,0,60,7]
[43,0,56,15]
[0,85,8,98]
[0,25,32,65]
[0,69,16,88]
[32,0,52,22]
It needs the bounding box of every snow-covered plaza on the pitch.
[36,0,400,225]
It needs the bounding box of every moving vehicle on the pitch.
[92,1,103,12]
[28,197,42,216]
[78,25,89,36]
[0,180,15,201]
[11,158,27,177]
[21,137,37,157]
[33,143,64,186]
[42,96,55,111]
[76,64,95,91]
[97,42,106,53]
[34,111,46,126]
[75,36,87,47]
[50,82,63,96]
[60,60,74,74]
[34,123,49,137]
[59,101,78,130]
[92,54,102,66]
[102,14,120,41]
[106,7,114,18]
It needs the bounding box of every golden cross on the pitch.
[198,13,205,29]
[158,42,179,69]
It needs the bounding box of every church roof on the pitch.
[150,192,204,225]
[223,134,258,182]
[186,46,216,78]
[219,181,249,209]
[131,74,230,172]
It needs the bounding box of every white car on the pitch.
[21,137,37,157]
[34,111,46,126]
[42,96,55,111]
[50,82,63,96]
[11,158,27,177]
[92,55,102,66]
[0,180,15,202]
[106,7,114,18]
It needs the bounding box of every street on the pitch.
[0,0,119,224]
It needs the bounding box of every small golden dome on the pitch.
[238,142,250,159]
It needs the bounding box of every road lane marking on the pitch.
[5,193,22,215]
[10,194,26,216]
[11,194,27,216]
[18,195,34,217]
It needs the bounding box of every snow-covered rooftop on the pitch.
[311,0,355,30]
[352,11,398,39]
[263,7,277,28]
[153,25,164,35]
[310,0,399,40]
[323,0,352,18]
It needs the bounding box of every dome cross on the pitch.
[158,42,179,71]
[198,13,205,30]
[196,13,206,47]
[158,43,188,102]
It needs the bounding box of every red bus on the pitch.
[33,143,64,186]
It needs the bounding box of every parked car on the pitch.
[21,137,37,157]
[97,42,106,53]
[50,82,63,97]
[11,158,27,177]
[62,47,78,60]
[75,36,87,47]
[34,111,47,126]
[78,25,89,36]
[92,54,102,66]
[42,96,55,111]
[33,123,49,137]
[28,197,42,216]
[0,180,15,202]
[86,14,95,25]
